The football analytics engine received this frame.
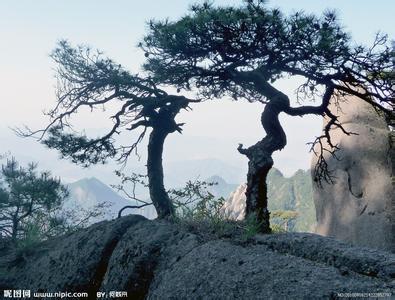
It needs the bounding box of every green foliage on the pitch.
[271,210,298,232]
[271,210,298,220]
[170,180,231,236]
[0,157,69,242]
[43,126,117,166]
[0,157,107,249]
[142,0,393,192]
[10,202,109,261]
[21,40,196,219]
[13,223,42,261]
[115,171,305,237]
[171,180,286,239]
[270,224,286,234]
[143,0,393,103]
[240,213,262,240]
[142,0,356,98]
[24,40,193,171]
[171,180,224,217]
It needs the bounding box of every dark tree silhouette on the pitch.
[141,1,394,232]
[20,41,198,219]
[0,158,68,242]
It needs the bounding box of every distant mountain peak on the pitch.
[71,176,102,185]
[66,176,156,221]
[270,168,284,178]
[205,175,227,185]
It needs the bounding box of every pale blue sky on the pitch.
[1,1,393,70]
[0,1,393,182]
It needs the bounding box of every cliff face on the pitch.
[222,168,315,232]
[311,95,394,252]
[1,215,394,299]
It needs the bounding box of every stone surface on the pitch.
[1,216,394,299]
[149,239,393,299]
[1,215,146,294]
[311,95,394,252]
[100,220,201,299]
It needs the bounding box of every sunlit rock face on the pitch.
[312,95,394,252]
[221,184,247,220]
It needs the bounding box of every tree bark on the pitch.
[147,128,175,219]
[238,103,287,233]
[11,214,18,242]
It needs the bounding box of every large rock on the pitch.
[0,215,147,294]
[100,219,201,298]
[221,183,247,220]
[312,94,394,252]
[1,216,394,299]
[149,236,394,299]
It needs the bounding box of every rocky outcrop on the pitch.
[2,215,394,299]
[221,183,247,220]
[311,95,394,252]
[0,215,147,295]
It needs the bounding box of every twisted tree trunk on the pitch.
[11,218,18,242]
[147,128,174,219]
[238,102,287,233]
[143,97,189,219]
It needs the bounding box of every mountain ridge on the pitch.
[223,167,315,232]
[65,176,156,221]
[65,167,315,232]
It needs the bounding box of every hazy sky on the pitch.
[0,1,394,183]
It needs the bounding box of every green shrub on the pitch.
[170,180,297,240]
[239,213,262,240]
[170,180,235,237]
